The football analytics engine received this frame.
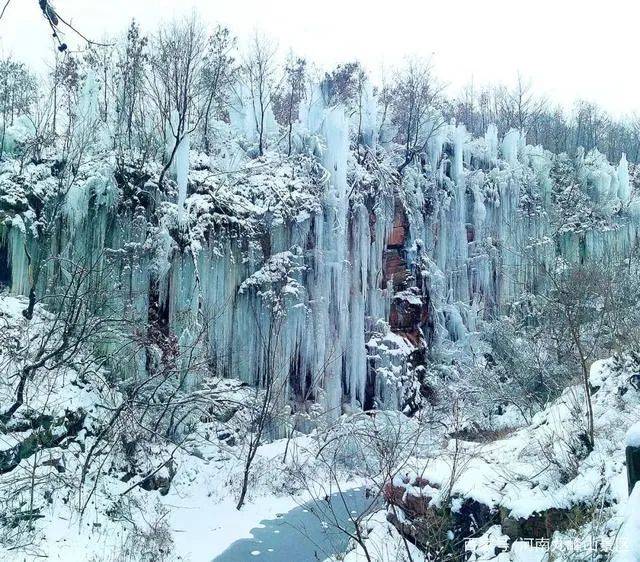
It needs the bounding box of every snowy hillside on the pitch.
[0,294,355,560]
[2,289,639,561]
[327,357,640,561]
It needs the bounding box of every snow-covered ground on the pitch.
[0,295,380,561]
[3,288,639,561]
[379,356,640,560]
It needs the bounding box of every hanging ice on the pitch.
[472,180,487,230]
[359,79,378,148]
[229,82,277,146]
[176,131,190,221]
[501,129,521,166]
[65,181,90,226]
[299,83,326,137]
[313,105,351,413]
[4,89,640,422]
[453,125,467,184]
[485,124,499,163]
[618,153,631,203]
[78,71,100,126]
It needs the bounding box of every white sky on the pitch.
[0,0,637,116]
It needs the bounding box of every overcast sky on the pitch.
[0,0,637,116]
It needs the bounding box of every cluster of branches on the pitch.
[0,249,251,549]
[447,74,640,163]
[1,15,638,181]
[459,247,640,452]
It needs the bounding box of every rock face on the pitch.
[383,200,410,291]
[388,200,408,249]
[383,476,498,555]
[383,475,598,554]
[385,199,429,344]
[500,508,588,542]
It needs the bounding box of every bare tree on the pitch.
[533,257,640,449]
[235,325,289,510]
[240,33,279,157]
[114,20,150,154]
[147,15,208,188]
[391,58,445,173]
[499,74,546,135]
[273,54,306,157]
[200,25,236,152]
[573,99,609,154]
[286,410,435,562]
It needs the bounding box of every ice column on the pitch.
[176,131,190,221]
[485,124,499,164]
[618,153,631,203]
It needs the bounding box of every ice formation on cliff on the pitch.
[2,82,640,417]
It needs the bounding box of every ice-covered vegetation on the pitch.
[2,13,640,561]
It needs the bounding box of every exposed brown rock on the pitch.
[384,477,499,554]
[388,200,408,249]
[383,251,409,290]
[389,291,427,332]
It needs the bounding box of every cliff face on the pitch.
[1,115,639,420]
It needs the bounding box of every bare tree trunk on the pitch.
[236,388,270,510]
[580,359,595,449]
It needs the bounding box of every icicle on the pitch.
[326,111,348,187]
[77,71,100,126]
[427,130,445,174]
[299,83,325,136]
[485,124,499,164]
[165,110,180,175]
[229,83,277,146]
[453,124,467,185]
[1,115,36,154]
[65,181,90,226]
[8,217,28,295]
[618,153,631,203]
[304,103,353,416]
[359,80,378,148]
[176,131,190,222]
[472,180,486,230]
[501,129,521,166]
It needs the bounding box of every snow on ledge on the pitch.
[626,422,640,448]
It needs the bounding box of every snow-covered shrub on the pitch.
[106,498,174,562]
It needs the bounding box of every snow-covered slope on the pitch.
[0,295,328,561]
[380,355,640,560]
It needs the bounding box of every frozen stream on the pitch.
[213,488,379,561]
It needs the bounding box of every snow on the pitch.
[465,525,509,560]
[327,510,423,562]
[389,356,638,528]
[0,289,387,560]
[626,423,640,448]
[0,297,359,560]
[176,132,190,221]
[614,483,640,562]
[2,100,639,418]
[509,542,548,562]
[168,485,302,560]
